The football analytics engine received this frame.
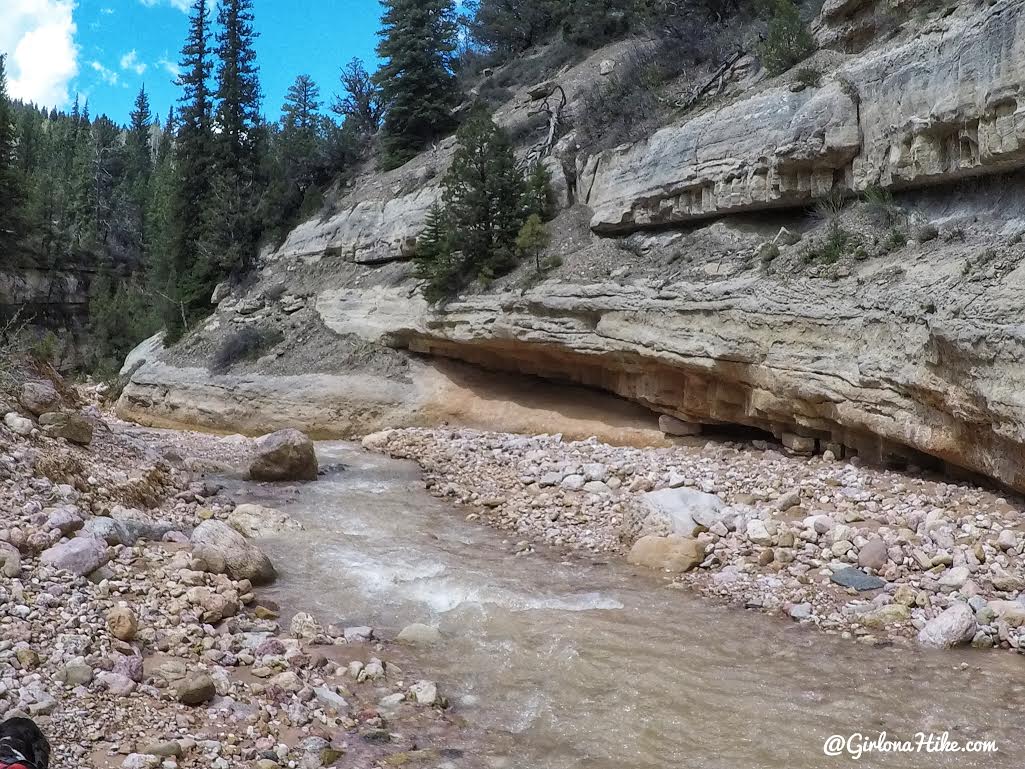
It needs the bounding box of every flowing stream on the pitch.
[228,442,1024,769]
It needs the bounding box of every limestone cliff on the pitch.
[120,0,1025,492]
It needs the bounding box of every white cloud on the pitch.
[140,0,191,12]
[90,60,118,86]
[120,49,147,75]
[0,0,79,108]
[157,57,182,79]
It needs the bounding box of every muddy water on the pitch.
[231,443,1024,769]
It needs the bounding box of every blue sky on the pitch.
[2,0,383,125]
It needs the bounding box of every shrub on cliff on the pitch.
[517,213,552,274]
[758,0,815,77]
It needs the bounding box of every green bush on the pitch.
[804,225,860,265]
[862,184,900,226]
[758,0,815,77]
[886,228,908,251]
[517,213,552,273]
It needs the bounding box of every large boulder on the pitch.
[40,412,94,445]
[249,429,318,482]
[227,504,303,538]
[20,381,59,416]
[627,535,705,573]
[917,603,978,649]
[39,536,110,576]
[632,488,730,538]
[190,520,276,585]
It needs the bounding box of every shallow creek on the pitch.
[228,442,1024,769]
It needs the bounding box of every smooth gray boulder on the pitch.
[227,503,302,538]
[20,380,59,416]
[190,520,276,585]
[249,428,318,482]
[635,487,730,538]
[917,603,978,649]
[39,536,109,576]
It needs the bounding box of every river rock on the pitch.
[97,672,137,698]
[85,517,130,545]
[228,503,302,538]
[627,535,705,573]
[938,566,971,590]
[314,686,349,713]
[249,428,318,482]
[113,653,144,683]
[745,519,773,546]
[409,680,438,706]
[190,520,276,585]
[46,506,84,535]
[857,538,889,571]
[176,673,216,705]
[20,380,59,416]
[634,487,729,538]
[3,413,34,437]
[830,567,885,591]
[107,606,138,641]
[290,612,323,641]
[39,536,109,576]
[917,603,978,649]
[40,412,93,445]
[396,623,441,646]
[122,754,160,769]
[110,506,176,544]
[58,661,94,686]
[997,529,1018,551]
[859,603,911,628]
[0,543,20,578]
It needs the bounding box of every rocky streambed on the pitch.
[5,379,1025,768]
[364,428,1025,654]
[0,390,473,769]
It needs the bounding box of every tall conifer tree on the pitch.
[0,54,26,254]
[375,0,459,169]
[166,0,214,334]
[205,0,263,279]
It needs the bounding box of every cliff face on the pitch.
[120,0,1025,491]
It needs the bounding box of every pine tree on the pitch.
[205,0,263,282]
[167,0,215,336]
[465,0,562,54]
[418,107,525,300]
[444,108,524,276]
[523,161,556,221]
[516,213,550,274]
[126,86,153,181]
[758,0,815,76]
[0,54,27,255]
[281,74,322,194]
[145,109,178,314]
[214,0,262,173]
[332,58,383,138]
[375,0,459,169]
[414,202,458,303]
